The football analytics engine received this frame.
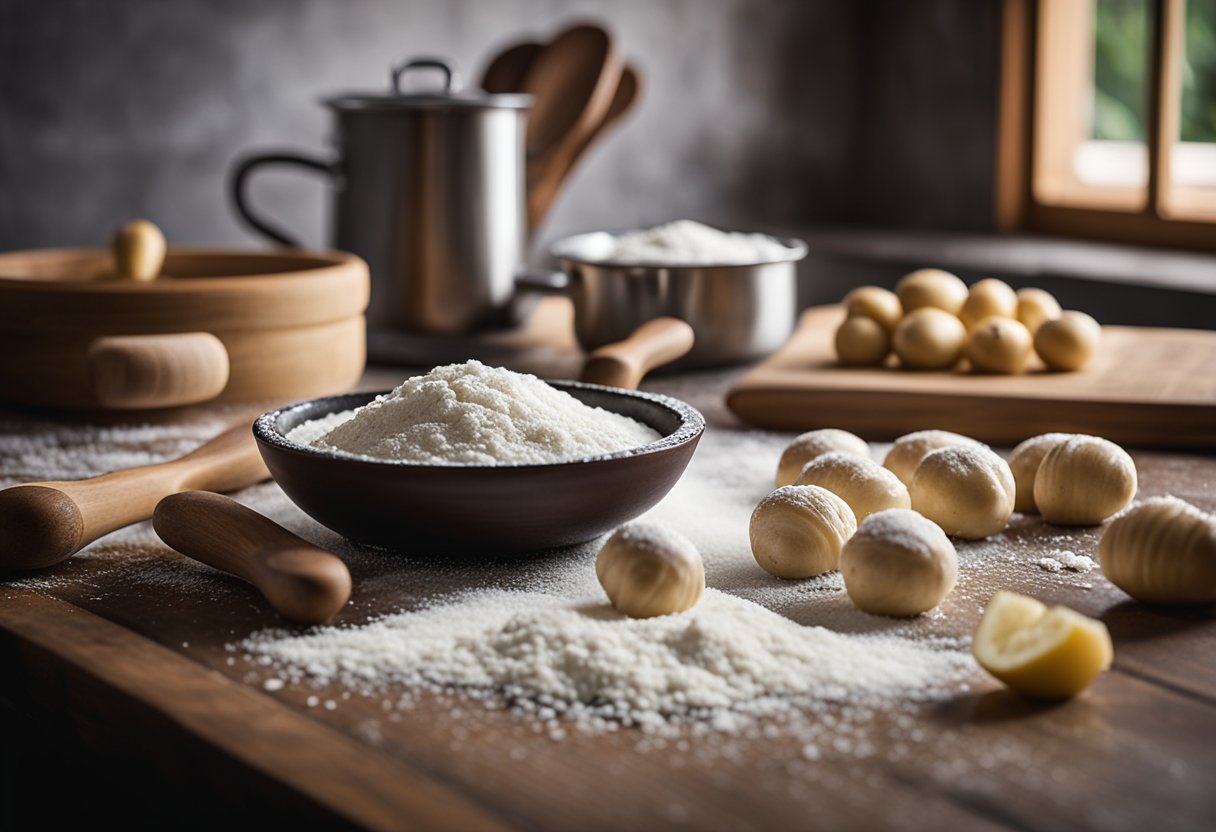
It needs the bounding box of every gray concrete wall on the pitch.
[0,0,1002,256]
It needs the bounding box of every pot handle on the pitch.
[229,151,337,247]
[580,318,695,390]
[87,332,230,409]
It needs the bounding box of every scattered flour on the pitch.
[288,361,660,465]
[1037,551,1097,573]
[239,587,972,735]
[2,403,1149,751]
[569,220,796,265]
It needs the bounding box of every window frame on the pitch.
[997,0,1216,251]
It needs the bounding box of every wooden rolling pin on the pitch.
[0,423,269,570]
[154,491,351,624]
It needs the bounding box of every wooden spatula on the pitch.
[0,422,269,570]
[154,491,351,624]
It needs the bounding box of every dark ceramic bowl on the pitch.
[253,382,704,555]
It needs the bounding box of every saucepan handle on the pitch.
[580,318,696,390]
[229,150,337,248]
[514,269,572,295]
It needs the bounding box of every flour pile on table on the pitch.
[286,360,660,465]
[240,588,971,734]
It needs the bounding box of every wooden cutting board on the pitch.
[727,305,1216,447]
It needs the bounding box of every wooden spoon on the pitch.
[522,24,621,166]
[528,64,641,230]
[480,40,542,94]
[0,422,269,571]
[580,317,695,390]
[154,491,351,624]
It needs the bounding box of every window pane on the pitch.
[1075,0,1151,189]
[1172,0,1216,199]
[1162,0,1216,217]
[1092,0,1150,141]
[1181,0,1216,143]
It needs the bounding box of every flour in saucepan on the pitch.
[286,361,660,465]
[573,220,796,265]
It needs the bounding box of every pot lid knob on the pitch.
[390,57,462,96]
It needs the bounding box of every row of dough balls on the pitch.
[835,269,1101,374]
[755,427,1140,617]
[590,493,1216,623]
[593,429,1210,621]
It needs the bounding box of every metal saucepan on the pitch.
[518,232,808,369]
[253,382,703,554]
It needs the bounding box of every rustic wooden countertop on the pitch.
[1,324,1214,830]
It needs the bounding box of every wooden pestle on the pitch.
[580,317,696,390]
[153,491,351,624]
[0,423,269,570]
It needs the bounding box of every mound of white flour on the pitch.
[287,361,661,465]
[240,588,972,735]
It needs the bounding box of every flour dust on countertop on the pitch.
[0,412,1130,757]
[235,427,1125,744]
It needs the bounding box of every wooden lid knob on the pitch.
[113,218,167,281]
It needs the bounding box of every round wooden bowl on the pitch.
[254,383,704,555]
[0,248,369,410]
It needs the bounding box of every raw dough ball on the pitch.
[1034,435,1136,525]
[965,316,1033,374]
[1034,311,1101,371]
[959,278,1018,330]
[1016,287,1062,335]
[843,285,903,332]
[840,509,957,617]
[909,445,1015,539]
[895,268,968,315]
[794,451,911,523]
[835,316,890,366]
[775,429,870,487]
[883,429,984,486]
[596,523,705,618]
[1007,433,1075,513]
[893,308,966,370]
[1099,497,1216,605]
[750,485,857,579]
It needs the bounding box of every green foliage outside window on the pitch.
[1092,0,1216,143]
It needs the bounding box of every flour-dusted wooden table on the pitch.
[1,340,1214,830]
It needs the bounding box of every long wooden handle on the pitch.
[579,317,696,390]
[153,491,351,624]
[0,422,269,570]
[88,332,230,409]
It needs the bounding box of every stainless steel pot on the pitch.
[230,58,531,334]
[521,232,808,369]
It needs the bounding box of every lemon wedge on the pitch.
[973,591,1112,699]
